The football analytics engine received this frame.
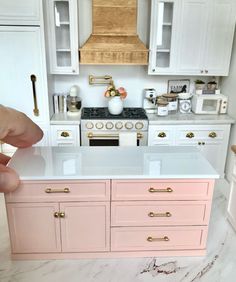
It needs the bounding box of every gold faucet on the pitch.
[89,75,114,87]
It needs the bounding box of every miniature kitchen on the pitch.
[1,0,236,281]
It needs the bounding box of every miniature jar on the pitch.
[156,99,169,116]
[162,93,178,114]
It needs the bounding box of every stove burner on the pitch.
[81,107,148,120]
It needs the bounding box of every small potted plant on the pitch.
[207,81,217,91]
[195,79,206,90]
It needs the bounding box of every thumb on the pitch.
[0,164,19,193]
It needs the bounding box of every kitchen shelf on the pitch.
[60,21,70,25]
[156,48,170,52]
[56,48,71,52]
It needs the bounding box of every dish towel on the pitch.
[119,132,137,146]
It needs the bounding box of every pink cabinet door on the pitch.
[7,203,61,253]
[60,202,110,252]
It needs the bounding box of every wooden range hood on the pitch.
[79,0,148,65]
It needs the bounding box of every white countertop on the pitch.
[147,113,234,125]
[50,112,81,125]
[8,146,219,180]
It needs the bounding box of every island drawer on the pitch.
[111,201,211,226]
[111,226,207,251]
[5,180,110,203]
[111,179,214,201]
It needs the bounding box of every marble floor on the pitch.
[1,181,236,282]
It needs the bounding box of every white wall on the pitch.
[221,31,236,182]
[50,0,204,112]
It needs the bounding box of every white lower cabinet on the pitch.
[50,125,80,146]
[148,124,231,177]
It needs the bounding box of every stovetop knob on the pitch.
[125,122,133,130]
[86,122,94,129]
[135,122,144,130]
[115,122,123,130]
[106,122,114,129]
[95,122,104,129]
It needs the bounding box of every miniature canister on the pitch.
[156,100,169,116]
[162,93,178,114]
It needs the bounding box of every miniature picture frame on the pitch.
[167,79,190,94]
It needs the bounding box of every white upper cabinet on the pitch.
[202,0,236,76]
[149,0,236,76]
[0,26,49,124]
[45,0,79,75]
[0,0,41,25]
[149,0,179,74]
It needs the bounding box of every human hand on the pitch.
[0,105,43,193]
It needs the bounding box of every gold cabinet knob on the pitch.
[198,142,202,145]
[186,132,195,138]
[54,212,65,218]
[61,131,70,137]
[202,142,205,145]
[209,132,217,138]
[54,212,59,218]
[158,132,166,138]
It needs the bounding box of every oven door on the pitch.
[82,131,147,146]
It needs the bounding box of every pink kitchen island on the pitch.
[5,146,219,260]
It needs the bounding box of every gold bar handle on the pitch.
[147,236,169,242]
[87,132,143,139]
[209,132,217,138]
[45,188,70,193]
[148,211,172,218]
[148,187,173,193]
[30,74,39,116]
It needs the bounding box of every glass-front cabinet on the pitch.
[46,0,79,74]
[148,0,179,74]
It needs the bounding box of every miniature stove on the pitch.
[81,107,148,146]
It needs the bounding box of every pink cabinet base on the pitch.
[5,178,214,260]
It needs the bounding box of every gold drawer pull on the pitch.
[54,212,65,218]
[209,132,217,138]
[61,131,70,137]
[45,188,70,193]
[148,187,173,193]
[148,211,172,218]
[147,236,169,242]
[186,132,195,138]
[158,132,166,138]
